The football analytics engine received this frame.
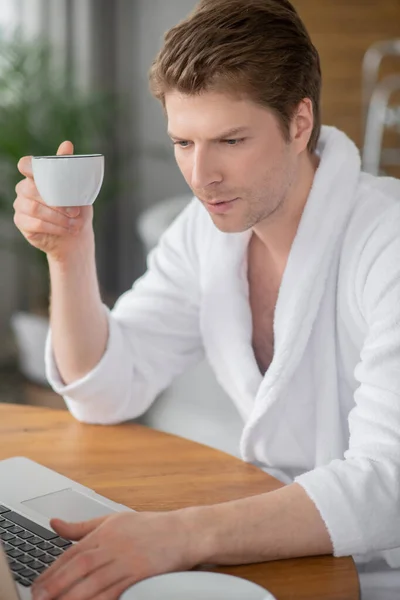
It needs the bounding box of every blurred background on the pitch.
[0,0,399,456]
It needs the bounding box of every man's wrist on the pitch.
[177,504,220,566]
[47,235,95,273]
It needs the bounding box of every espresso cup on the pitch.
[31,154,104,207]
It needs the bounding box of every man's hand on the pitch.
[14,141,94,263]
[31,510,198,600]
[31,483,332,600]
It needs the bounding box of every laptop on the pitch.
[0,456,132,599]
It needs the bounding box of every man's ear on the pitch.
[290,98,314,154]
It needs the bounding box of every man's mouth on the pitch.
[205,198,237,205]
[203,197,239,214]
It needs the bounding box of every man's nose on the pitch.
[191,148,222,189]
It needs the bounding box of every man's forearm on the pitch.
[183,483,333,566]
[48,236,109,385]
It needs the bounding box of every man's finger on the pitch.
[32,519,105,587]
[17,156,33,178]
[17,140,74,180]
[57,140,74,156]
[32,548,111,597]
[50,515,107,540]
[32,542,81,588]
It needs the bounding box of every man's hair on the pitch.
[149,0,322,153]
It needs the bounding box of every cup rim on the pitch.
[32,154,104,159]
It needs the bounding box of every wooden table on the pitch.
[0,404,359,599]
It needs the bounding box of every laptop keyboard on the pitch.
[0,503,72,588]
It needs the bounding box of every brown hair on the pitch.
[149,0,321,153]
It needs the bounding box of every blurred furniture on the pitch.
[0,403,359,600]
[136,196,244,457]
[362,39,400,175]
[10,312,49,386]
[136,195,191,251]
[22,381,65,410]
[0,360,64,409]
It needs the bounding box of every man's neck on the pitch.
[251,151,319,271]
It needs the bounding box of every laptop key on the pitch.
[41,554,56,564]
[29,559,45,570]
[6,548,24,559]
[37,541,54,550]
[8,525,24,534]
[10,561,25,572]
[9,538,26,547]
[18,530,34,540]
[19,567,35,578]
[5,512,58,540]
[52,537,72,548]
[19,554,35,565]
[28,548,46,558]
[34,564,47,574]
[2,542,13,552]
[0,532,15,541]
[0,505,10,514]
[1,520,14,529]
[19,542,34,552]
[16,576,31,587]
[28,535,44,545]
[48,547,63,556]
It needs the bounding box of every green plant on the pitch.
[0,30,123,310]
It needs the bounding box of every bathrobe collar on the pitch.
[238,125,362,459]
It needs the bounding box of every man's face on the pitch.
[165,90,298,233]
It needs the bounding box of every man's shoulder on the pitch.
[357,172,400,215]
[338,173,400,323]
[340,172,400,276]
[339,173,400,287]
[345,172,400,243]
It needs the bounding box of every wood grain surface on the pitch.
[0,404,359,600]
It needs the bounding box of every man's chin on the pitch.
[207,213,251,234]
[198,198,252,233]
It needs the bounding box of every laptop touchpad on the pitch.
[22,488,117,522]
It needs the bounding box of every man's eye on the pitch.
[173,141,190,148]
[223,138,245,145]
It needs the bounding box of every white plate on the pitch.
[120,571,276,599]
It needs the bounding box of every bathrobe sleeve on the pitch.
[45,199,205,424]
[295,202,400,557]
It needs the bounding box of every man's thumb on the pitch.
[50,516,106,540]
[56,140,74,156]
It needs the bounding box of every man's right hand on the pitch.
[14,141,94,263]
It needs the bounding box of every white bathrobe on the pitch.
[46,126,400,595]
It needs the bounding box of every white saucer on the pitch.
[120,571,276,599]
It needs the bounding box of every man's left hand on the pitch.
[31,510,198,600]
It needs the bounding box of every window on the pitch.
[0,0,19,37]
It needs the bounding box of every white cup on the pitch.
[31,154,104,207]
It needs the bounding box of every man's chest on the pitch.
[247,237,283,375]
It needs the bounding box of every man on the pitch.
[13,0,400,599]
